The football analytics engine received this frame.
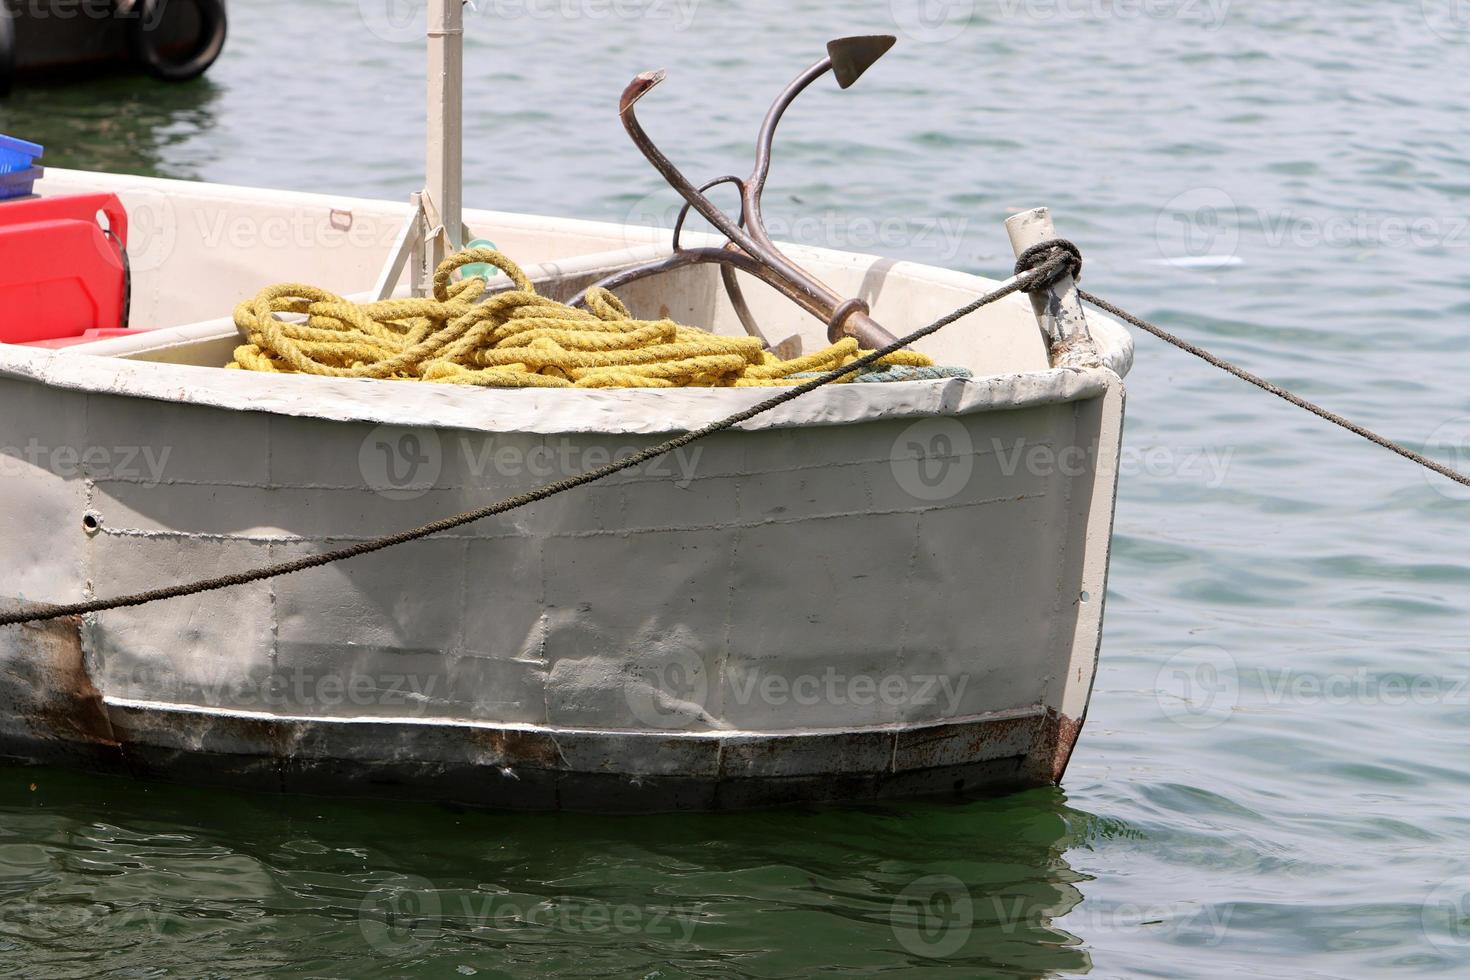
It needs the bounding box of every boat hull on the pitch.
[0,378,1122,811]
[0,624,1075,811]
[0,171,1129,811]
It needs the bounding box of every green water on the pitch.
[5,1,1470,976]
[2,772,1101,977]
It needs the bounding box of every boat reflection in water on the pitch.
[0,768,1099,975]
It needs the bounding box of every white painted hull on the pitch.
[0,170,1131,810]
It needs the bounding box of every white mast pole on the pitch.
[426,0,466,273]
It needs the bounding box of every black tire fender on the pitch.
[126,0,227,83]
[0,5,15,98]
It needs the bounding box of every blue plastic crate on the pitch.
[0,135,44,176]
[0,166,44,201]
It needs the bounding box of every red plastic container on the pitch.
[0,193,129,344]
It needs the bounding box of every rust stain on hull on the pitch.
[1028,707,1084,784]
[0,610,1089,808]
[0,612,118,749]
[469,726,566,770]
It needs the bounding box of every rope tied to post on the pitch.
[1013,238,1083,288]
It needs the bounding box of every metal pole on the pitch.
[426,0,465,274]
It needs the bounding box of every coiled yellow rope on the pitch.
[229,248,934,388]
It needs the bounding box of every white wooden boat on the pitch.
[0,14,1132,811]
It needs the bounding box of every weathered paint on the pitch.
[0,170,1131,811]
[0,687,1066,811]
[0,608,118,763]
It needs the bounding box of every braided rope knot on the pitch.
[1013,239,1083,291]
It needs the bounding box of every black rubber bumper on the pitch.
[126,0,227,82]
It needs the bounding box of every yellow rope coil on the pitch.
[229,248,933,388]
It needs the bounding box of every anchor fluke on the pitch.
[827,35,896,89]
[620,69,668,114]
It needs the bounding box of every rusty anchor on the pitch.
[574,36,904,356]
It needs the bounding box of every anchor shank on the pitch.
[606,39,904,352]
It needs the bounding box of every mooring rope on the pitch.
[1010,241,1470,490]
[3,243,1467,629]
[1076,290,1470,490]
[229,248,940,388]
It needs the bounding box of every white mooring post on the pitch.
[1005,207,1099,367]
[425,0,466,275]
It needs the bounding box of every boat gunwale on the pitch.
[6,167,1133,433]
[0,344,1122,435]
